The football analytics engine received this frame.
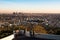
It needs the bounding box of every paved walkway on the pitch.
[0,34,14,40]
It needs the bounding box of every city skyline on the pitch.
[0,0,60,13]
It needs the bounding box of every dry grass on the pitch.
[19,25,48,34]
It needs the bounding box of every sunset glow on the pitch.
[0,0,60,13]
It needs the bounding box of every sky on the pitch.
[0,0,60,13]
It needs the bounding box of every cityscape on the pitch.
[0,12,60,40]
[0,0,60,40]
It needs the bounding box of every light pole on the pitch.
[29,22,35,37]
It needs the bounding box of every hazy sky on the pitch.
[0,0,60,13]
